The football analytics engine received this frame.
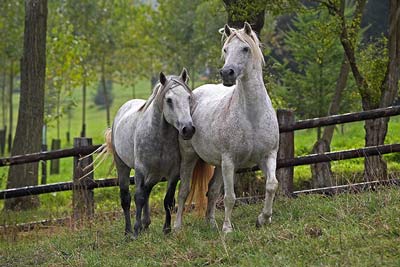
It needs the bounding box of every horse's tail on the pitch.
[187,159,214,216]
[79,128,114,178]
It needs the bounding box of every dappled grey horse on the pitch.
[175,23,279,233]
[106,69,195,238]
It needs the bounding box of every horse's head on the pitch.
[220,22,264,87]
[159,68,195,140]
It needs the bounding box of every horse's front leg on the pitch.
[133,169,146,238]
[174,153,198,230]
[256,150,279,227]
[163,177,178,234]
[205,166,223,228]
[221,157,235,233]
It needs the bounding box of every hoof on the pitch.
[222,222,233,234]
[256,214,272,228]
[222,226,233,234]
[207,218,218,229]
[124,231,136,241]
[163,227,172,235]
[142,220,151,230]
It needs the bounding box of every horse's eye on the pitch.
[223,48,227,53]
[243,47,249,52]
[166,98,172,104]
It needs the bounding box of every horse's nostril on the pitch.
[182,125,195,137]
[228,69,234,76]
[219,69,224,76]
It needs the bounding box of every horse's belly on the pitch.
[191,123,278,168]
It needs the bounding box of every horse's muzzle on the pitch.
[220,66,237,87]
[181,125,196,140]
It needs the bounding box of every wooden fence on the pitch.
[1,105,400,220]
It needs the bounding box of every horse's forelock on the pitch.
[140,76,192,112]
[222,28,265,66]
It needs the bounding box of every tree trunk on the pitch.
[362,0,399,181]
[8,60,14,153]
[332,0,399,181]
[222,0,265,35]
[363,117,389,181]
[1,69,6,156]
[81,68,86,137]
[1,69,6,129]
[101,57,110,127]
[311,56,350,187]
[5,0,47,211]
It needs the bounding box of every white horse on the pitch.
[106,69,195,238]
[175,23,279,233]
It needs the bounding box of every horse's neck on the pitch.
[146,105,177,143]
[234,67,272,115]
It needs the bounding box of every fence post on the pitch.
[50,138,61,174]
[277,109,294,196]
[73,137,94,222]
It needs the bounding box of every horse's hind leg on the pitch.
[205,166,223,228]
[115,154,133,236]
[142,181,156,230]
[163,177,178,234]
[256,150,279,227]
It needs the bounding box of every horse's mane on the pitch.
[138,75,192,112]
[221,27,265,66]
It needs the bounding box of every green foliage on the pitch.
[156,0,226,81]
[357,37,389,108]
[273,6,357,118]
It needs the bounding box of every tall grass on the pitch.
[1,187,400,266]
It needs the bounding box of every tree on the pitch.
[319,0,400,181]
[273,4,360,187]
[5,0,48,210]
[0,1,24,153]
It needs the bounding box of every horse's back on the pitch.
[113,99,146,168]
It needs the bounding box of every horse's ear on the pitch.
[244,22,252,35]
[180,68,189,83]
[224,24,232,37]
[159,72,167,85]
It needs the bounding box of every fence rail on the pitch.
[2,143,400,199]
[0,145,101,167]
[279,105,400,132]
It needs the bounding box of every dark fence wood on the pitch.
[40,144,47,184]
[73,138,95,221]
[237,143,400,173]
[0,144,101,167]
[0,127,6,156]
[0,177,135,199]
[2,143,399,200]
[276,109,294,196]
[280,105,400,132]
[50,139,61,174]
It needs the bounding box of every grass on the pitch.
[1,187,400,266]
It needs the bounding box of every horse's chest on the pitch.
[134,133,180,177]
[218,114,278,166]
